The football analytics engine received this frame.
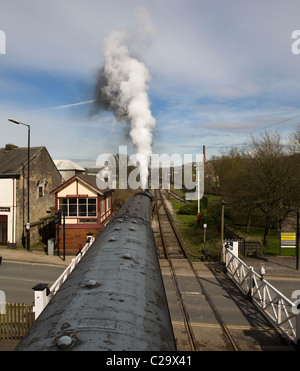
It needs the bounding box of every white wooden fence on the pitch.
[224,246,300,346]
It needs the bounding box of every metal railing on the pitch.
[224,247,300,346]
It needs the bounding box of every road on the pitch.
[241,256,300,304]
[0,261,65,305]
[1,260,298,307]
[266,277,300,302]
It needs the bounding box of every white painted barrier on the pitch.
[33,236,95,319]
[225,247,300,346]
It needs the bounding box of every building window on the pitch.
[39,186,44,197]
[59,198,97,218]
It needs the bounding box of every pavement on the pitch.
[0,246,73,267]
[242,255,300,279]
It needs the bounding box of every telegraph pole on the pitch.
[220,200,227,263]
[297,209,299,271]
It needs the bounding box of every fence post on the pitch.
[247,266,254,301]
[0,290,6,315]
[32,284,50,319]
[296,313,300,348]
[224,243,227,271]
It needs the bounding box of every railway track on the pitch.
[153,188,240,351]
[168,189,187,203]
[154,189,186,259]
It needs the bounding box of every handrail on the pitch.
[49,236,95,298]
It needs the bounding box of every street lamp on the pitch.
[8,118,31,251]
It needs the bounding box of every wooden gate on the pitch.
[0,303,34,340]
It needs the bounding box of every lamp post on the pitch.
[220,200,228,263]
[8,119,30,251]
[197,161,200,225]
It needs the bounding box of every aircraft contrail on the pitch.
[33,99,95,112]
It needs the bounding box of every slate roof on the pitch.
[50,173,113,195]
[53,159,85,172]
[0,147,44,175]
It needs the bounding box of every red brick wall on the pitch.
[55,227,102,255]
[54,211,114,255]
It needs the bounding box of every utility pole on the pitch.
[203,145,206,177]
[297,209,299,271]
[197,161,200,225]
[220,200,227,263]
[63,209,65,261]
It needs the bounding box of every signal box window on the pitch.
[59,198,97,218]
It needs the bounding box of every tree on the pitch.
[210,147,255,232]
[289,123,300,153]
[248,132,298,245]
[212,131,300,247]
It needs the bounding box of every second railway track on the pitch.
[153,188,240,351]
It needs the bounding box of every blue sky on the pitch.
[1,0,300,167]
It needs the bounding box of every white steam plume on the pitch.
[93,8,159,190]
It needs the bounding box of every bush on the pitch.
[113,188,139,212]
[177,203,198,215]
[201,201,221,226]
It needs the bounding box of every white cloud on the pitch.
[0,100,128,161]
[1,0,300,161]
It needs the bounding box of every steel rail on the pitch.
[158,188,240,351]
[155,189,197,351]
[168,189,187,203]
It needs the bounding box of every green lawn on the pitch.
[168,193,297,259]
[169,197,220,261]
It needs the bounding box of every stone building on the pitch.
[0,146,62,248]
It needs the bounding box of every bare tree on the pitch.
[211,147,256,231]
[289,123,300,154]
[247,131,299,246]
[212,131,300,247]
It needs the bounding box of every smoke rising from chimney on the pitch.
[92,7,159,190]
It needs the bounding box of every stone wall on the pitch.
[30,215,56,246]
[225,225,263,257]
[15,147,62,247]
